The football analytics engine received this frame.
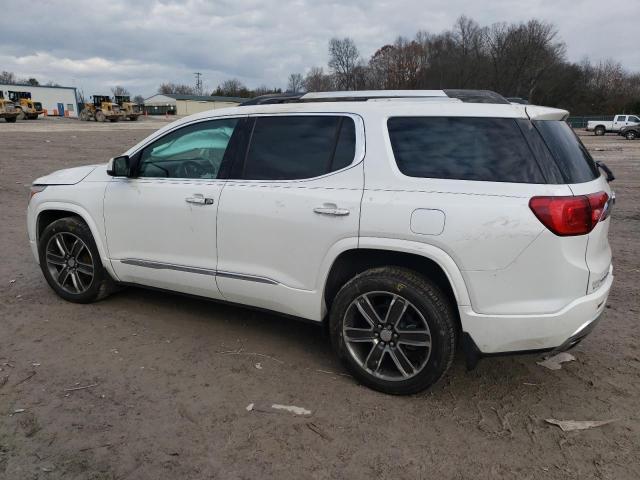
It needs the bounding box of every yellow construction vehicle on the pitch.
[0,92,19,123]
[79,95,121,122]
[8,91,44,120]
[114,95,142,121]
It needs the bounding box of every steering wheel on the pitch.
[180,160,206,178]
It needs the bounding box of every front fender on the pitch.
[30,201,118,280]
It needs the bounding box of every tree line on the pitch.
[282,16,639,115]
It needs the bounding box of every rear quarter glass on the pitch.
[533,120,599,184]
[387,117,545,184]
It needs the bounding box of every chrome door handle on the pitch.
[185,195,214,205]
[313,204,350,216]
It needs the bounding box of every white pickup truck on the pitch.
[587,114,640,135]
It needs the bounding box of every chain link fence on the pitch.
[566,116,612,128]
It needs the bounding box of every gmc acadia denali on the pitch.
[27,90,614,394]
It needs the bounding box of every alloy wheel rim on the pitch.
[342,291,432,381]
[45,232,94,294]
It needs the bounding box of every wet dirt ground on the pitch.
[0,118,638,479]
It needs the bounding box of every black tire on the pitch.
[594,126,605,136]
[38,217,114,303]
[625,130,637,140]
[95,110,106,122]
[16,109,26,121]
[5,116,17,123]
[329,267,456,395]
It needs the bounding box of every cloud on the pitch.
[0,0,637,96]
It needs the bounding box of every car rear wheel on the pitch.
[594,126,605,136]
[329,267,456,395]
[39,217,114,303]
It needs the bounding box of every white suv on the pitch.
[27,90,614,394]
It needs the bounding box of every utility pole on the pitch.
[194,72,203,95]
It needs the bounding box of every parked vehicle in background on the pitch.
[80,96,122,122]
[619,124,640,140]
[587,114,640,135]
[8,91,44,120]
[0,91,19,122]
[27,90,615,395]
[114,95,142,121]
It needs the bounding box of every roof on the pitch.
[123,98,569,157]
[0,83,77,91]
[162,94,247,103]
[240,89,511,106]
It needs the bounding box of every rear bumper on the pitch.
[460,265,613,355]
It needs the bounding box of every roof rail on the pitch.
[240,89,510,106]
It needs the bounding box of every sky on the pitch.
[0,0,637,98]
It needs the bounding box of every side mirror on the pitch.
[595,160,615,183]
[107,155,131,177]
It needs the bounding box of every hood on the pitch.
[33,165,98,185]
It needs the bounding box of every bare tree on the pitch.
[111,85,130,97]
[0,71,17,84]
[286,73,304,93]
[328,38,361,90]
[303,67,334,92]
[214,78,250,97]
[158,83,195,95]
[133,94,145,105]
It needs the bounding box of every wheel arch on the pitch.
[34,203,114,277]
[322,238,471,320]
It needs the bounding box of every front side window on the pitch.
[138,118,238,179]
[241,115,356,180]
[628,116,640,123]
[387,117,545,183]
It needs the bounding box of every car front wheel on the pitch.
[330,267,457,395]
[38,217,114,303]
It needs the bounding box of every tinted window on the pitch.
[628,116,640,123]
[242,116,356,180]
[616,116,627,122]
[387,117,544,183]
[533,120,599,183]
[139,118,238,179]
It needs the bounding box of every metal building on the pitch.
[0,84,79,118]
[143,94,246,115]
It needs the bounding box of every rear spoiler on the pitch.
[525,105,569,121]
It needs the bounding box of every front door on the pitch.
[57,103,64,117]
[216,114,364,319]
[103,117,242,299]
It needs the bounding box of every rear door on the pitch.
[215,114,364,318]
[613,115,627,130]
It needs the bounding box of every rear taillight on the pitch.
[529,191,609,236]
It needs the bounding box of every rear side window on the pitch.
[387,117,544,183]
[242,116,356,180]
[533,121,599,183]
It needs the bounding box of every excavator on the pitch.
[79,95,122,122]
[0,92,19,123]
[8,91,44,120]
[114,95,142,121]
